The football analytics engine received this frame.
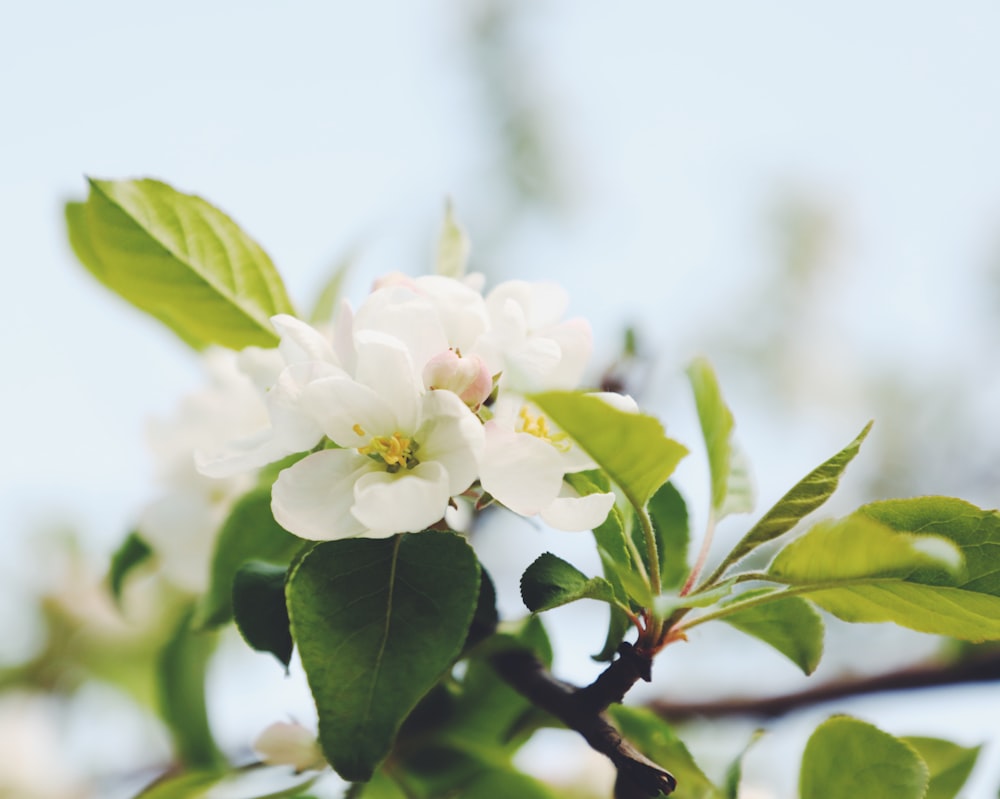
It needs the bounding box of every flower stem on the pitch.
[635,503,661,598]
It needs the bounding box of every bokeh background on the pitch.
[4,2,1000,796]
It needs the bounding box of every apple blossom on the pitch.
[271,332,484,539]
[253,721,326,773]
[479,397,615,531]
[422,348,493,409]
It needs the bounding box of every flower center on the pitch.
[517,406,570,452]
[355,425,420,473]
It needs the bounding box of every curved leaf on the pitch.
[73,178,295,350]
[531,391,688,509]
[233,561,293,668]
[800,716,928,799]
[713,421,872,579]
[521,552,619,613]
[287,532,480,782]
[718,591,824,675]
[900,736,981,799]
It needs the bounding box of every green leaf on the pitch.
[769,515,962,584]
[722,730,765,799]
[233,561,293,668]
[645,481,690,592]
[766,515,1000,640]
[607,705,720,799]
[715,422,872,579]
[134,765,319,799]
[194,488,304,629]
[686,358,753,519]
[287,532,480,782]
[108,530,153,603]
[460,767,559,798]
[531,391,688,509]
[436,200,470,279]
[800,716,928,799]
[463,565,499,652]
[859,497,1000,594]
[899,736,981,799]
[718,590,824,675]
[521,553,620,613]
[157,608,222,770]
[73,178,295,350]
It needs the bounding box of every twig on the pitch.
[648,649,1000,722]
[491,644,676,797]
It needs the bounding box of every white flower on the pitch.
[142,347,281,591]
[476,280,592,393]
[253,721,326,772]
[196,316,344,478]
[271,333,484,539]
[479,396,615,531]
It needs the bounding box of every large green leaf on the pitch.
[769,515,1000,641]
[531,392,688,509]
[711,422,872,580]
[799,716,928,799]
[460,767,559,798]
[686,358,752,519]
[70,178,295,350]
[194,488,304,629]
[859,497,1000,594]
[608,705,720,799]
[287,532,480,782]
[899,736,981,799]
[520,553,620,613]
[718,590,824,675]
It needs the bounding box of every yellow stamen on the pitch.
[358,431,417,469]
[352,424,367,437]
[518,406,571,452]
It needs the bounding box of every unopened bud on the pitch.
[423,350,492,409]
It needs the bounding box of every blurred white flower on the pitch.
[253,721,326,773]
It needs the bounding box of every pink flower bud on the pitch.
[423,349,492,409]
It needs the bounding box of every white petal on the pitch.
[271,451,371,540]
[301,377,397,447]
[351,461,450,536]
[417,390,484,494]
[271,314,338,365]
[479,424,565,516]
[540,488,616,532]
[542,318,593,390]
[196,426,304,478]
[353,331,422,431]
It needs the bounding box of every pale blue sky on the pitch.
[4,2,1000,795]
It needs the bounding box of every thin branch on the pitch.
[648,649,1000,722]
[491,645,675,797]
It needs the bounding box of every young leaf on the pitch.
[607,705,721,799]
[156,608,222,770]
[899,736,981,799]
[644,481,690,591]
[711,421,872,579]
[287,532,480,782]
[718,590,824,675]
[232,561,293,669]
[194,487,304,629]
[135,765,319,799]
[521,552,620,613]
[859,497,1000,594]
[108,530,153,603]
[74,178,295,350]
[722,730,765,799]
[686,358,754,520]
[800,716,928,799]
[308,248,354,325]
[769,516,1000,641]
[531,391,688,509]
[436,200,470,279]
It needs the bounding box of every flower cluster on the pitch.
[197,273,620,540]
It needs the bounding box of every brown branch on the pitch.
[649,649,1000,722]
[491,644,675,798]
